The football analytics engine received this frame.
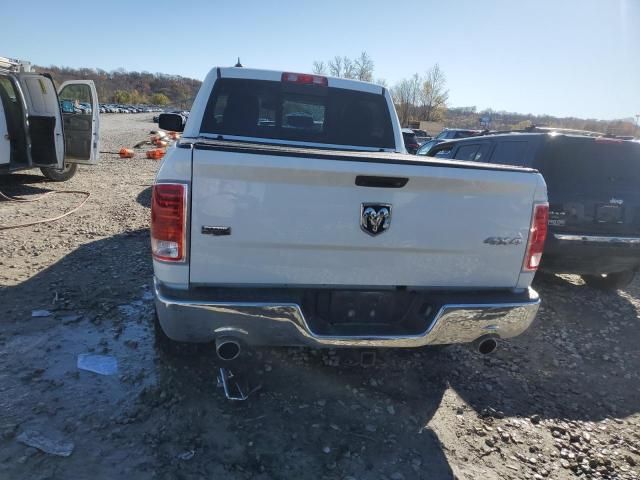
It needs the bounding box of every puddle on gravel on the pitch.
[0,289,160,424]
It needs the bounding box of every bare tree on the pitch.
[391,76,415,126]
[419,63,449,122]
[354,51,374,82]
[328,56,344,77]
[391,74,421,126]
[315,51,375,81]
[312,61,327,75]
[342,57,355,79]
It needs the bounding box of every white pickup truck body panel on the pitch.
[152,67,547,349]
[190,146,540,288]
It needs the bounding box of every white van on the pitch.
[0,57,100,181]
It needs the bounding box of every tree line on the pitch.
[35,65,202,108]
[312,52,376,83]
[311,52,636,136]
[445,106,638,137]
[313,52,449,125]
[390,64,448,125]
[35,61,636,135]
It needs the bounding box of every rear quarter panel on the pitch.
[152,144,193,289]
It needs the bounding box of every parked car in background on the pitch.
[1,55,100,181]
[401,128,420,153]
[411,128,432,145]
[435,128,483,140]
[426,133,640,289]
[98,104,163,114]
[416,138,446,155]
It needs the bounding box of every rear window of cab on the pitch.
[200,78,395,149]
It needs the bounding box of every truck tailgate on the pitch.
[189,144,539,288]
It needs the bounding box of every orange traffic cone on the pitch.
[119,148,134,158]
[146,149,165,160]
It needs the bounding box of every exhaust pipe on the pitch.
[215,337,241,361]
[475,336,498,355]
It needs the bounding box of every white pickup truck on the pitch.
[152,67,548,360]
[0,57,100,181]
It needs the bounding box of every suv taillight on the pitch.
[523,203,549,271]
[151,183,187,262]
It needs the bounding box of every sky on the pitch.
[2,0,638,120]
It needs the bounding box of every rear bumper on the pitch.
[154,278,540,348]
[541,233,640,274]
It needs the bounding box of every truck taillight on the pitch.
[281,72,328,86]
[151,183,187,262]
[523,203,549,271]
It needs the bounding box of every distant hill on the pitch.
[35,65,202,108]
[443,106,637,137]
[34,65,637,136]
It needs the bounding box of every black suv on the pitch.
[434,128,483,140]
[427,133,640,289]
[401,128,420,154]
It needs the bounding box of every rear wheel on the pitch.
[41,163,78,182]
[582,270,636,290]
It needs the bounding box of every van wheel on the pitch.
[41,163,78,182]
[582,271,636,290]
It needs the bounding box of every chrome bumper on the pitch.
[154,279,540,348]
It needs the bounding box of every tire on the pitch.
[41,163,78,182]
[582,270,636,290]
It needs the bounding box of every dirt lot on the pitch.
[0,113,639,480]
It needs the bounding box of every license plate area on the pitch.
[302,290,437,336]
[328,291,399,325]
[596,204,623,224]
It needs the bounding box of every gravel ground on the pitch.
[0,113,639,479]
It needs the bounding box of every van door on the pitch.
[0,74,30,169]
[17,73,63,168]
[57,80,100,164]
[0,97,9,167]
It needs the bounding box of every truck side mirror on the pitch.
[159,113,185,133]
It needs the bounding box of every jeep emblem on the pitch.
[361,204,391,236]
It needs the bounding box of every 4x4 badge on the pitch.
[361,204,391,236]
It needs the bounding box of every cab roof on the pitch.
[214,66,385,95]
